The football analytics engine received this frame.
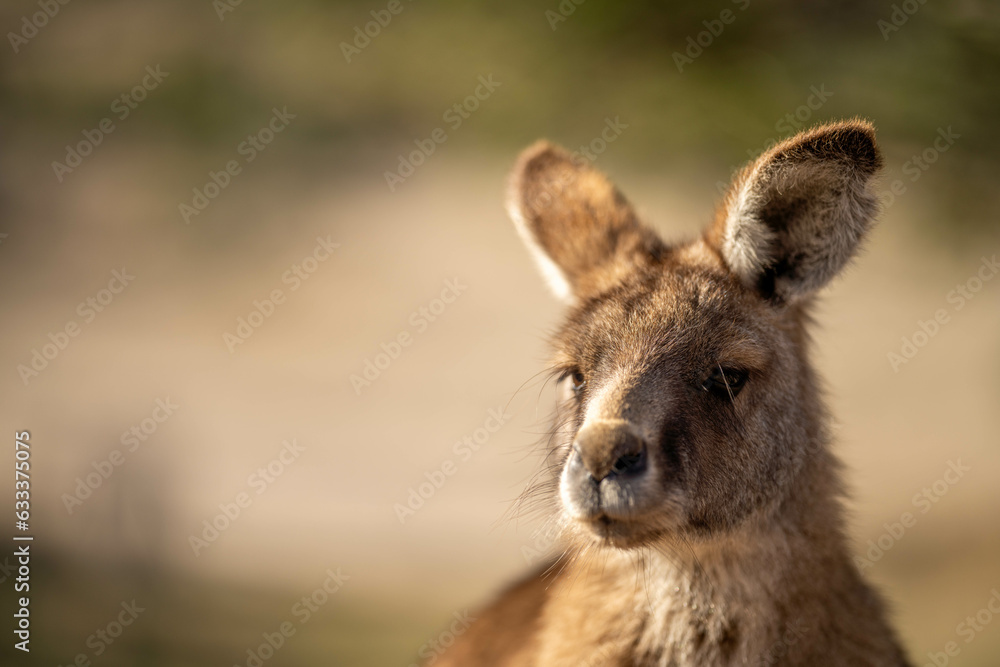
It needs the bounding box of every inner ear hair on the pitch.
[711,120,884,304]
[506,141,665,303]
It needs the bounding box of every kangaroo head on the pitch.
[507,121,882,551]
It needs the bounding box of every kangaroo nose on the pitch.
[572,423,648,482]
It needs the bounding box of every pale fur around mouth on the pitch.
[570,505,687,550]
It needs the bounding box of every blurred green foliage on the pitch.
[2,0,998,240]
[0,552,429,666]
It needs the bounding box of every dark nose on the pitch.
[571,423,648,482]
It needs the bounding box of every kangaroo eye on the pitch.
[702,367,747,399]
[569,370,586,393]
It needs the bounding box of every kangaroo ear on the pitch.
[708,120,884,303]
[506,141,665,303]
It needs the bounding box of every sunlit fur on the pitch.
[435,121,912,666]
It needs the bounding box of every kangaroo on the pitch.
[434,120,912,666]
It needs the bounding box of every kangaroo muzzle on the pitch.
[560,419,657,524]
[571,421,648,482]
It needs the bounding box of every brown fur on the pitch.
[434,120,911,666]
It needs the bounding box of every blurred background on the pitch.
[1,0,999,664]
